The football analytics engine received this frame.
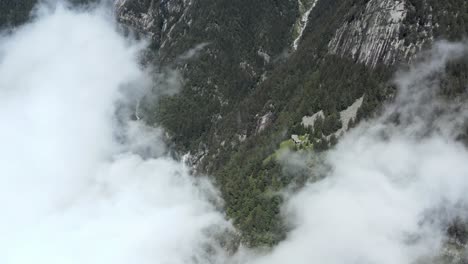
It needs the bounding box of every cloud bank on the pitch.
[0,4,229,264]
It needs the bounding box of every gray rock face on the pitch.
[116,0,189,47]
[327,0,432,67]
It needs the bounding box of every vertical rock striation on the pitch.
[328,0,432,67]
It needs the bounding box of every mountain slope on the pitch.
[117,0,468,247]
[2,0,467,249]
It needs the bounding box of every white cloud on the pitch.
[0,4,229,264]
[178,42,210,61]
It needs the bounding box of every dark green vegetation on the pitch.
[2,0,468,249]
[146,0,468,247]
[196,1,393,244]
[406,0,468,40]
[144,0,298,151]
[0,0,37,28]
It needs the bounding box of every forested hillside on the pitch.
[123,0,468,247]
[3,0,468,250]
[134,0,468,247]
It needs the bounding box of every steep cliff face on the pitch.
[116,0,189,47]
[327,0,429,67]
[325,0,467,67]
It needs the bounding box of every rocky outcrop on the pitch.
[302,96,363,139]
[115,0,189,47]
[292,0,319,50]
[327,0,432,67]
